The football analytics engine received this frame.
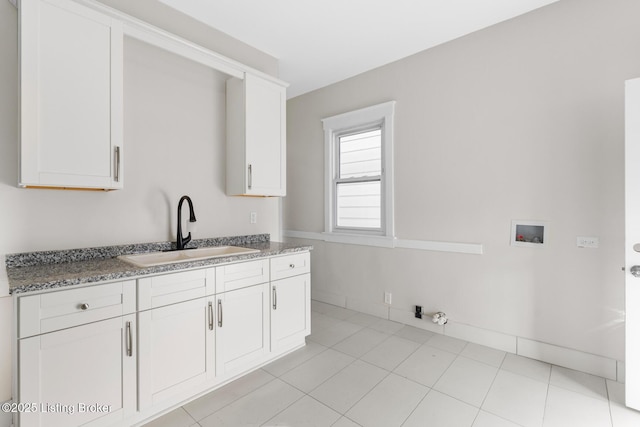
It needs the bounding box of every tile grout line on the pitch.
[605,380,615,427]
[180,407,198,426]
[541,376,552,427]
[314,315,424,419]
[194,376,280,423]
[171,306,625,427]
[397,388,434,427]
[258,392,307,426]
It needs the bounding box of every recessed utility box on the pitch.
[511,220,546,247]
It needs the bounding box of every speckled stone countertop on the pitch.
[6,234,312,295]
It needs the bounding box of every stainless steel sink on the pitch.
[118,246,260,268]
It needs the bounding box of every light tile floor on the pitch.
[142,301,640,427]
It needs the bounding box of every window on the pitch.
[322,101,395,246]
[336,129,382,230]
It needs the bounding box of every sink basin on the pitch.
[118,246,260,268]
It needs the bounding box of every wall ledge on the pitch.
[283,230,483,255]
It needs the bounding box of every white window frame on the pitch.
[322,101,395,247]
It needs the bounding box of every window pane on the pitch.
[339,129,381,179]
[336,181,381,229]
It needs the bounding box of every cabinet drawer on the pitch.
[215,259,269,293]
[270,252,310,281]
[18,280,135,338]
[138,269,214,311]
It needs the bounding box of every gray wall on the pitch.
[0,0,280,403]
[285,0,640,362]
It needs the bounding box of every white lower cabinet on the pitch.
[215,283,270,378]
[14,252,310,427]
[137,297,215,410]
[271,274,311,353]
[18,315,136,427]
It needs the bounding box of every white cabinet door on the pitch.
[271,274,311,353]
[216,284,270,377]
[138,297,215,409]
[625,77,640,409]
[19,0,123,190]
[226,73,286,196]
[18,315,136,427]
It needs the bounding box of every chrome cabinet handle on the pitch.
[114,146,121,182]
[248,164,252,190]
[289,264,295,269]
[272,286,277,310]
[208,301,214,330]
[631,265,640,278]
[79,303,90,310]
[126,321,132,357]
[217,299,223,327]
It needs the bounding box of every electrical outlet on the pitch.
[250,212,257,224]
[384,292,392,305]
[415,305,422,319]
[577,236,599,248]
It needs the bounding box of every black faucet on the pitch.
[176,195,197,250]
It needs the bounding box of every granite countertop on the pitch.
[7,234,312,295]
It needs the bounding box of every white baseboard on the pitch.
[618,361,626,383]
[313,297,622,382]
[517,337,618,381]
[390,307,445,334]
[445,321,517,354]
[346,297,389,318]
[311,289,346,308]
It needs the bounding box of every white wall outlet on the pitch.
[250,212,257,224]
[384,292,392,305]
[577,236,599,248]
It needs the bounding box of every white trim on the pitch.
[283,230,483,255]
[395,238,483,255]
[322,101,395,239]
[60,0,288,87]
[346,297,390,318]
[389,307,445,334]
[443,321,517,353]
[518,337,617,380]
[122,24,243,79]
[625,77,640,408]
[323,232,395,248]
[314,298,621,381]
[311,289,346,307]
[618,361,626,383]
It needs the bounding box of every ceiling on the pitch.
[157,0,560,99]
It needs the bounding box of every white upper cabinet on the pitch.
[18,0,288,192]
[19,0,123,190]
[226,73,287,196]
